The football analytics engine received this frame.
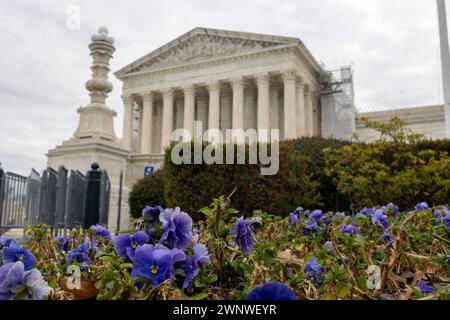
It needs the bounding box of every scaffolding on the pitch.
[320,66,356,140]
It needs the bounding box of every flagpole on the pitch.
[437,0,450,138]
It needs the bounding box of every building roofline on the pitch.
[357,104,444,118]
[114,27,323,78]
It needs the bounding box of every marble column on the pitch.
[140,92,153,154]
[283,70,297,139]
[244,88,256,131]
[304,85,313,137]
[220,93,232,136]
[183,86,196,140]
[161,89,174,152]
[257,74,270,141]
[232,78,245,131]
[175,98,184,130]
[296,79,306,137]
[269,87,279,132]
[208,81,221,140]
[122,95,134,150]
[196,95,208,134]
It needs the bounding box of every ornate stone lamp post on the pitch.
[74,26,117,141]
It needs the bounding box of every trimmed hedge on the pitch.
[326,137,450,211]
[129,138,350,220]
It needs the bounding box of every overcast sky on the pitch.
[0,0,446,174]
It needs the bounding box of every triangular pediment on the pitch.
[115,28,300,76]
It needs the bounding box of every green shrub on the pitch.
[325,118,450,211]
[128,169,166,219]
[159,138,349,220]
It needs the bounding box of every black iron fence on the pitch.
[0,162,110,236]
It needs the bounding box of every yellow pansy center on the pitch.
[150,266,158,274]
[131,242,137,249]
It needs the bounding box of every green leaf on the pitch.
[189,292,209,300]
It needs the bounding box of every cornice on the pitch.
[355,105,445,127]
[357,105,444,118]
[47,139,131,158]
[118,45,296,79]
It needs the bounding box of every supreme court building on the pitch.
[47,27,447,230]
[116,28,326,154]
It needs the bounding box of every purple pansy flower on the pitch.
[246,283,298,301]
[60,237,77,252]
[0,237,18,248]
[142,206,163,222]
[324,241,333,249]
[382,203,399,216]
[372,209,390,228]
[415,202,430,212]
[113,231,149,260]
[290,211,301,226]
[310,210,323,222]
[66,242,91,269]
[90,225,111,241]
[181,243,211,289]
[341,225,360,235]
[305,257,322,283]
[304,221,320,232]
[231,217,257,255]
[159,208,193,250]
[131,244,186,287]
[417,281,436,294]
[2,241,36,271]
[358,207,376,217]
[435,207,450,227]
[53,236,66,251]
[0,262,52,300]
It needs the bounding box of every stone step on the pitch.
[1,228,24,242]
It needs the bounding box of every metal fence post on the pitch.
[55,166,68,235]
[24,169,41,230]
[98,170,110,227]
[83,163,102,229]
[65,170,86,230]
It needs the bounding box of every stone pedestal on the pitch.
[47,27,132,231]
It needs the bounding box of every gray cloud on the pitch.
[0,0,445,174]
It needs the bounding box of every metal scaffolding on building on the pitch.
[320,66,357,140]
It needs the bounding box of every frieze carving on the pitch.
[128,35,282,73]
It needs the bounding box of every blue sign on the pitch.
[144,166,154,176]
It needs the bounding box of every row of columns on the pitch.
[122,70,319,153]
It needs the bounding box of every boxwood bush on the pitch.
[326,118,450,211]
[129,138,350,220]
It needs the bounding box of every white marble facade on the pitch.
[356,105,447,142]
[115,28,323,166]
